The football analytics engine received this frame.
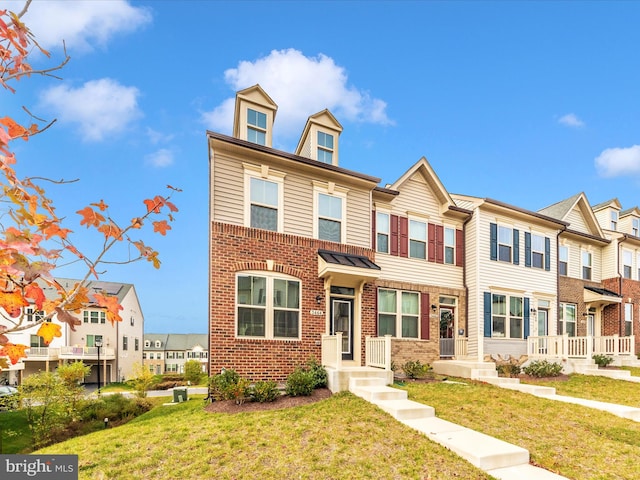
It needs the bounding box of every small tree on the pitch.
[183,360,204,385]
[130,362,156,398]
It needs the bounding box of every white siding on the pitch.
[375,255,463,289]
[566,207,589,233]
[211,153,244,226]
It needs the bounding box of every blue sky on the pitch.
[4,1,640,334]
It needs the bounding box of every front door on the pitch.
[538,309,549,354]
[439,307,455,358]
[331,298,353,360]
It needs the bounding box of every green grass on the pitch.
[98,382,135,393]
[37,393,492,480]
[621,366,640,377]
[0,409,32,454]
[401,376,640,480]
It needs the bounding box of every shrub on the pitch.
[208,369,250,404]
[496,363,521,377]
[523,360,563,378]
[306,357,328,389]
[285,368,315,397]
[592,354,614,368]
[401,360,433,379]
[184,360,205,384]
[79,394,152,423]
[250,380,280,403]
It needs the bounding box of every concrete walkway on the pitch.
[348,375,569,480]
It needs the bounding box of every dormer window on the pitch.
[317,132,334,164]
[611,211,618,230]
[155,340,161,348]
[247,108,267,145]
[633,218,639,237]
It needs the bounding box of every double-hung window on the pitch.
[237,273,301,339]
[559,245,568,276]
[409,220,427,259]
[84,310,106,324]
[582,251,592,280]
[317,193,344,242]
[376,212,390,253]
[498,226,513,262]
[122,336,128,351]
[491,294,523,338]
[247,108,267,145]
[26,307,45,322]
[633,218,640,237]
[244,165,285,232]
[611,211,618,230]
[559,303,577,336]
[444,227,455,264]
[317,132,334,164]
[377,289,419,338]
[86,334,103,347]
[625,303,633,336]
[531,234,545,269]
[623,250,633,279]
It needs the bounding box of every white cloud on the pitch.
[202,49,393,139]
[145,149,174,168]
[558,113,585,128]
[595,145,640,177]
[6,0,151,52]
[40,78,141,142]
[146,127,174,145]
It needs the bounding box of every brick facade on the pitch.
[603,277,640,352]
[559,276,605,336]
[209,222,378,382]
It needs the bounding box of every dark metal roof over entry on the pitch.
[317,249,381,270]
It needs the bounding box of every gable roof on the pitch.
[592,198,622,211]
[539,192,606,240]
[232,84,278,139]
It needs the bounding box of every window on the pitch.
[247,108,267,145]
[633,218,640,237]
[531,234,545,269]
[582,251,592,280]
[377,289,419,338]
[134,338,139,351]
[498,226,512,262]
[637,253,640,280]
[237,273,301,339]
[623,250,633,279]
[84,310,106,324]
[155,341,161,348]
[317,131,334,164]
[376,212,390,254]
[444,227,455,265]
[157,352,163,360]
[250,177,278,231]
[26,307,45,322]
[144,340,150,348]
[142,352,147,359]
[30,335,47,348]
[559,245,568,276]
[149,352,154,359]
[491,294,523,339]
[165,364,178,373]
[122,336,128,351]
[625,303,633,336]
[166,352,175,359]
[318,193,343,242]
[611,211,618,230]
[409,220,427,259]
[559,303,577,336]
[86,334,103,347]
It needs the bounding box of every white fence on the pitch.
[26,347,60,359]
[321,333,342,370]
[528,334,635,359]
[365,335,392,370]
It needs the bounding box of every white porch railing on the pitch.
[321,333,342,370]
[59,346,116,359]
[455,337,468,357]
[528,334,635,359]
[365,335,392,370]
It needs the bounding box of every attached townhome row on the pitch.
[207,85,639,389]
[0,279,143,386]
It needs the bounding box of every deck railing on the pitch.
[528,334,635,359]
[25,347,60,359]
[59,346,116,359]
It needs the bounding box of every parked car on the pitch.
[0,385,18,410]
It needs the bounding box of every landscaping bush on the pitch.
[592,354,614,368]
[80,394,152,423]
[285,368,315,396]
[401,360,433,379]
[184,360,205,384]
[496,363,521,377]
[250,380,280,403]
[523,360,563,377]
[306,357,328,389]
[208,369,251,404]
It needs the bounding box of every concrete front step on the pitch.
[548,394,640,422]
[402,417,529,471]
[477,376,520,386]
[432,360,499,380]
[488,463,568,480]
[502,383,556,396]
[375,398,436,420]
[351,384,407,402]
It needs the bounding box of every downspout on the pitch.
[556,225,567,336]
[461,210,473,360]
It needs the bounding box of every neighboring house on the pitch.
[143,334,208,375]
[1,278,144,385]
[207,84,639,387]
[451,194,566,361]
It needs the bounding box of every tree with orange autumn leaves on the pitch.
[0,1,179,371]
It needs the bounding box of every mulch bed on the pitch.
[204,388,332,414]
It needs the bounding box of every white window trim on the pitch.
[376,210,391,254]
[408,217,427,259]
[531,233,545,269]
[243,163,286,232]
[611,210,618,230]
[559,303,577,337]
[490,293,524,339]
[235,271,302,341]
[625,303,633,336]
[316,131,334,164]
[632,218,640,237]
[377,288,420,339]
[623,249,633,279]
[312,182,348,243]
[498,224,513,263]
[559,244,569,276]
[444,226,456,265]
[582,250,593,281]
[246,107,268,145]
